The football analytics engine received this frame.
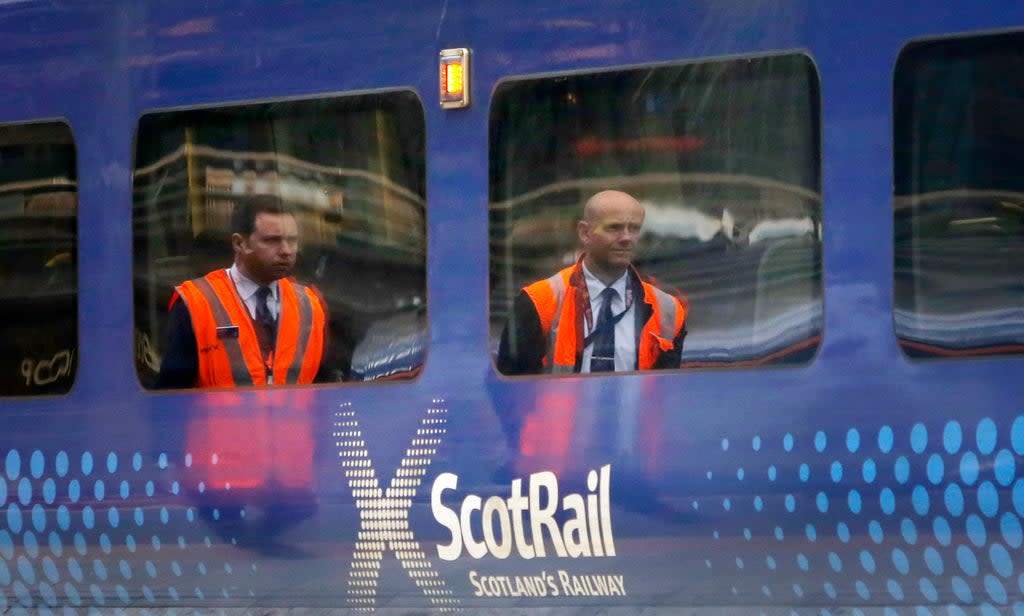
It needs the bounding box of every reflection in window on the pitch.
[489,54,822,372]
[133,91,426,388]
[894,33,1024,358]
[0,121,78,395]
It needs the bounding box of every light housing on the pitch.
[439,48,471,109]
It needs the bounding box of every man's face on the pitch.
[233,212,299,285]
[578,194,645,274]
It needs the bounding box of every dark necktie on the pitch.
[254,286,276,356]
[254,286,274,323]
[590,287,617,372]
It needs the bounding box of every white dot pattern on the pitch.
[335,400,460,612]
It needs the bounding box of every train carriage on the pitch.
[0,1,1023,613]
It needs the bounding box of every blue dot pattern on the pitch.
[0,449,254,609]
[9,418,1024,611]
[705,415,1024,613]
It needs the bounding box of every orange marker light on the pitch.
[445,63,464,95]
[439,48,470,109]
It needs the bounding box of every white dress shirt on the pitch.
[580,264,636,372]
[227,264,280,321]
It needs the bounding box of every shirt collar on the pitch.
[228,264,278,301]
[581,262,627,301]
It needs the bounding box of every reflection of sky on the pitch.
[642,202,722,242]
[748,216,815,243]
[895,308,1024,348]
[683,301,822,361]
[641,201,815,245]
[626,200,826,362]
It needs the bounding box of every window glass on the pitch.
[490,54,822,375]
[894,33,1024,358]
[0,121,78,395]
[133,91,426,388]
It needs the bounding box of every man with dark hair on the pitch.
[497,190,688,375]
[157,195,332,388]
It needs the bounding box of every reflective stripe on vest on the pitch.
[176,270,324,387]
[523,268,577,374]
[648,285,680,341]
[543,270,569,372]
[274,279,324,385]
[637,284,682,370]
[191,275,256,386]
[286,285,314,383]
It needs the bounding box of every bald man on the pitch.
[497,190,687,375]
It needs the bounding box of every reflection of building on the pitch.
[133,143,425,271]
[0,179,77,298]
[131,94,428,385]
[204,165,345,243]
[133,142,428,381]
[0,121,79,395]
[25,189,76,216]
[133,144,426,294]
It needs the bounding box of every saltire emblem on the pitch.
[335,400,460,611]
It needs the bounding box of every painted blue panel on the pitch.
[0,0,1021,612]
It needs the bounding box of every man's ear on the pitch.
[577,219,590,245]
[231,232,246,253]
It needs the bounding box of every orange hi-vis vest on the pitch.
[174,269,326,387]
[522,263,686,373]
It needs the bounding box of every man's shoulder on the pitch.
[171,269,237,311]
[177,268,229,289]
[281,276,324,299]
[522,263,577,292]
[281,277,330,319]
[520,264,577,309]
[634,269,687,310]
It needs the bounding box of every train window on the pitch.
[0,121,78,395]
[894,33,1024,359]
[490,53,822,375]
[133,91,426,389]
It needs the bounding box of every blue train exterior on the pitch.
[1,1,1024,613]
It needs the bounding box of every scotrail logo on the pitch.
[335,400,459,612]
[336,400,622,610]
[432,465,615,560]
